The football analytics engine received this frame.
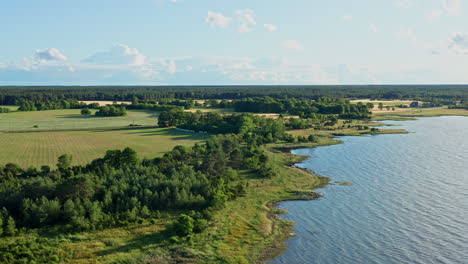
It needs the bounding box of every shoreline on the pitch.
[260,114,468,264]
[259,119,414,263]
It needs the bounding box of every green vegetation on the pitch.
[0,107,11,113]
[1,85,467,105]
[95,105,127,117]
[0,85,465,263]
[81,108,92,115]
[231,97,371,119]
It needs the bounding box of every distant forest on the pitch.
[0,85,466,105]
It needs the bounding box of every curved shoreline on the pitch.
[260,123,412,263]
[263,115,468,264]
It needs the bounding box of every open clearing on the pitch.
[350,99,418,105]
[373,107,468,120]
[79,100,131,106]
[0,109,157,131]
[0,127,209,167]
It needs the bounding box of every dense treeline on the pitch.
[1,85,466,105]
[18,99,84,111]
[232,97,371,119]
[158,109,323,144]
[95,105,128,117]
[159,109,286,141]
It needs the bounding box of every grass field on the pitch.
[373,107,468,120]
[1,105,19,111]
[0,109,158,131]
[0,127,209,167]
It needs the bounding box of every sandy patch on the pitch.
[79,101,131,106]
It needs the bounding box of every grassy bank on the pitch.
[373,107,468,120]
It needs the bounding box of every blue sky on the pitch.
[1,0,467,85]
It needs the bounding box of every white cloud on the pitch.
[234,9,256,34]
[238,24,252,33]
[235,9,256,26]
[264,24,278,32]
[368,22,380,33]
[206,11,231,28]
[448,32,468,54]
[444,0,462,15]
[82,44,146,66]
[34,48,68,61]
[161,59,177,74]
[425,9,444,21]
[341,15,353,21]
[281,40,305,51]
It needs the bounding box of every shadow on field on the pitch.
[96,227,173,257]
[124,128,210,140]
[58,115,100,119]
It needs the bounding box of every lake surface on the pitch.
[271,116,468,264]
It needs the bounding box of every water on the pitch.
[271,116,468,264]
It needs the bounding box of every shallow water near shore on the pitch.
[271,116,468,264]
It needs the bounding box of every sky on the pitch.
[0,0,467,85]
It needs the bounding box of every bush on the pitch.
[0,237,68,264]
[81,108,92,115]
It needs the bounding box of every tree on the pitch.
[0,216,3,236]
[174,214,194,236]
[122,147,138,167]
[57,154,72,170]
[5,216,16,236]
[81,108,91,115]
[378,103,384,110]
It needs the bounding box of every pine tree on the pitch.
[5,216,16,236]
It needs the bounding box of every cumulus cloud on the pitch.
[448,32,468,54]
[235,9,256,26]
[82,44,146,66]
[206,11,231,28]
[238,24,252,33]
[34,48,68,61]
[264,24,278,32]
[281,40,304,51]
[234,9,256,33]
[444,0,462,15]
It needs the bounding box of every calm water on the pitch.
[272,116,468,264]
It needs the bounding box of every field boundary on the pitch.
[0,125,159,133]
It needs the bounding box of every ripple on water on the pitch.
[271,116,468,264]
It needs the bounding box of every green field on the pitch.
[0,109,157,131]
[373,107,468,120]
[0,127,209,167]
[1,105,19,111]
